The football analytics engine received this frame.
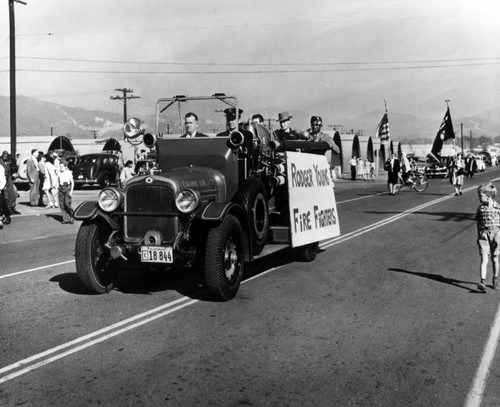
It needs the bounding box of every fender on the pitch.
[73,200,121,230]
[200,201,252,261]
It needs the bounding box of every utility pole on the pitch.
[9,0,26,162]
[110,88,140,139]
[460,123,464,154]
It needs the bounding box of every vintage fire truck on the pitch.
[73,94,341,300]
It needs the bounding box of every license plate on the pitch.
[140,246,173,263]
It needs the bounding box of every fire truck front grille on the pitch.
[124,184,178,241]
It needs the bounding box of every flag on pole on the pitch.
[375,112,390,142]
[431,106,455,157]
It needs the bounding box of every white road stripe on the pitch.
[0,184,492,400]
[464,301,500,407]
[0,260,75,279]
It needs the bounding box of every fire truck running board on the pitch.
[253,244,289,260]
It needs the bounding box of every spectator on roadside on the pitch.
[349,156,357,181]
[356,157,365,181]
[0,163,8,229]
[27,148,40,206]
[385,153,401,196]
[57,160,74,224]
[0,151,19,215]
[475,183,500,292]
[119,160,135,189]
[0,161,10,229]
[43,153,59,208]
[181,112,209,138]
[37,151,47,206]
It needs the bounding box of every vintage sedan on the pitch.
[72,153,120,188]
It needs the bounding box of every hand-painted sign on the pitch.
[286,151,341,247]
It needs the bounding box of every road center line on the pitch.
[0,186,484,387]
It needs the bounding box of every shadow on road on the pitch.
[49,248,299,301]
[366,211,475,222]
[389,268,485,293]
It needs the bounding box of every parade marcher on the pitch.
[27,148,40,206]
[385,153,401,196]
[216,108,243,137]
[465,154,477,179]
[119,160,135,189]
[369,161,376,181]
[181,112,209,138]
[449,153,465,196]
[401,154,413,185]
[349,156,357,181]
[475,183,500,292]
[57,160,74,224]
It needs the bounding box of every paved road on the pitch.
[2,172,500,406]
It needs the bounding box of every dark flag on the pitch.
[375,112,390,142]
[431,106,455,157]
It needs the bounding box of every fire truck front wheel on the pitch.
[205,215,245,301]
[75,222,116,294]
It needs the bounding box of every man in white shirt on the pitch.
[180,113,209,138]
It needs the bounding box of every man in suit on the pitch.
[27,148,40,206]
[180,112,209,138]
[216,107,243,137]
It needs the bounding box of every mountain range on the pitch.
[0,95,499,143]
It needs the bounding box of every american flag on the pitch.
[376,112,390,141]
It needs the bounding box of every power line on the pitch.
[10,61,500,75]
[12,55,500,66]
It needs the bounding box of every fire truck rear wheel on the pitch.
[294,241,319,262]
[236,178,269,255]
[75,222,116,294]
[205,215,244,301]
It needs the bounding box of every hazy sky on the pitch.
[1,0,499,121]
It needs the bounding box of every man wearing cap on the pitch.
[273,111,302,141]
[180,112,209,138]
[306,116,340,154]
[216,108,243,137]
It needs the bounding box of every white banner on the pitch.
[286,151,341,247]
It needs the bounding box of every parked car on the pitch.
[73,94,341,300]
[71,138,122,188]
[72,153,120,188]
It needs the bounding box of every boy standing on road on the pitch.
[476,183,500,292]
[57,160,74,225]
